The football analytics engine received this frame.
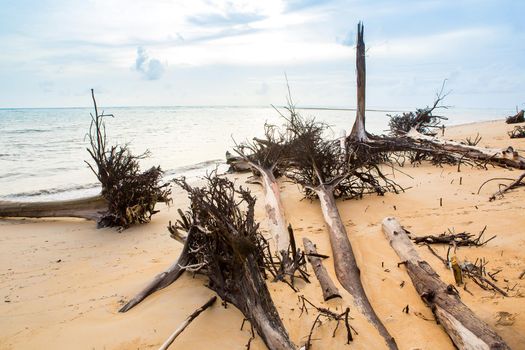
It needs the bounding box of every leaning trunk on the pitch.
[405,128,525,169]
[382,217,510,350]
[0,195,107,221]
[315,186,397,350]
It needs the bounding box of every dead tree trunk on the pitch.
[405,128,525,169]
[316,185,397,350]
[349,22,369,142]
[382,217,510,350]
[259,167,290,256]
[0,195,107,221]
[303,237,341,301]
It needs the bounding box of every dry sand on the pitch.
[1,119,524,350]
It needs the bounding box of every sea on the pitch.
[0,106,512,202]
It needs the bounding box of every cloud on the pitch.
[134,47,165,80]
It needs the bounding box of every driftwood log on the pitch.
[158,295,217,350]
[0,195,106,221]
[382,217,510,350]
[302,237,341,301]
[403,129,525,169]
[0,90,170,229]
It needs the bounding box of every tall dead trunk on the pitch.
[382,217,510,350]
[349,22,369,142]
[315,185,397,350]
[405,128,525,169]
[0,195,107,221]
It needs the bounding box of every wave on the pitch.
[164,158,224,177]
[1,158,227,201]
[4,182,100,199]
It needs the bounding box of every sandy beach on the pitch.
[1,118,524,350]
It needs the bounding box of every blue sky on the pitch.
[0,0,524,109]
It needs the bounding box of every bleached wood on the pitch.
[382,217,510,350]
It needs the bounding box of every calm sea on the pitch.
[0,106,511,201]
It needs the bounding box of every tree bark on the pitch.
[228,252,297,350]
[158,295,217,350]
[302,237,341,301]
[405,128,525,169]
[349,22,369,142]
[0,195,107,221]
[315,186,398,350]
[259,167,290,256]
[382,217,511,350]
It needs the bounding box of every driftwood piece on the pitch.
[315,186,397,349]
[302,237,341,301]
[413,226,496,247]
[119,227,193,313]
[382,217,510,350]
[158,295,217,350]
[477,172,525,201]
[0,195,107,221]
[505,110,524,124]
[404,129,525,169]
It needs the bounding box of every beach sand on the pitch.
[1,119,524,349]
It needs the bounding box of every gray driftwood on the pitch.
[303,237,341,301]
[0,196,107,221]
[382,217,510,350]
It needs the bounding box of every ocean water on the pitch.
[0,106,512,201]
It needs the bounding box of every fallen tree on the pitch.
[121,174,297,350]
[0,89,171,229]
[284,105,399,349]
[382,217,510,350]
[233,122,292,270]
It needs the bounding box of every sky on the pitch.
[0,0,524,109]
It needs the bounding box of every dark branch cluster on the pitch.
[171,174,308,293]
[388,82,449,136]
[85,89,171,229]
[298,295,356,349]
[413,226,496,247]
[233,121,289,176]
[508,125,525,139]
[169,174,296,348]
[505,110,524,124]
[283,107,402,199]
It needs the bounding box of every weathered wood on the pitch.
[259,167,290,256]
[119,228,193,313]
[303,237,341,301]
[382,217,511,350]
[316,186,397,350]
[158,295,217,350]
[0,195,107,221]
[349,22,369,142]
[405,128,525,169]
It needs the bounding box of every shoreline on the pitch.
[1,118,524,349]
